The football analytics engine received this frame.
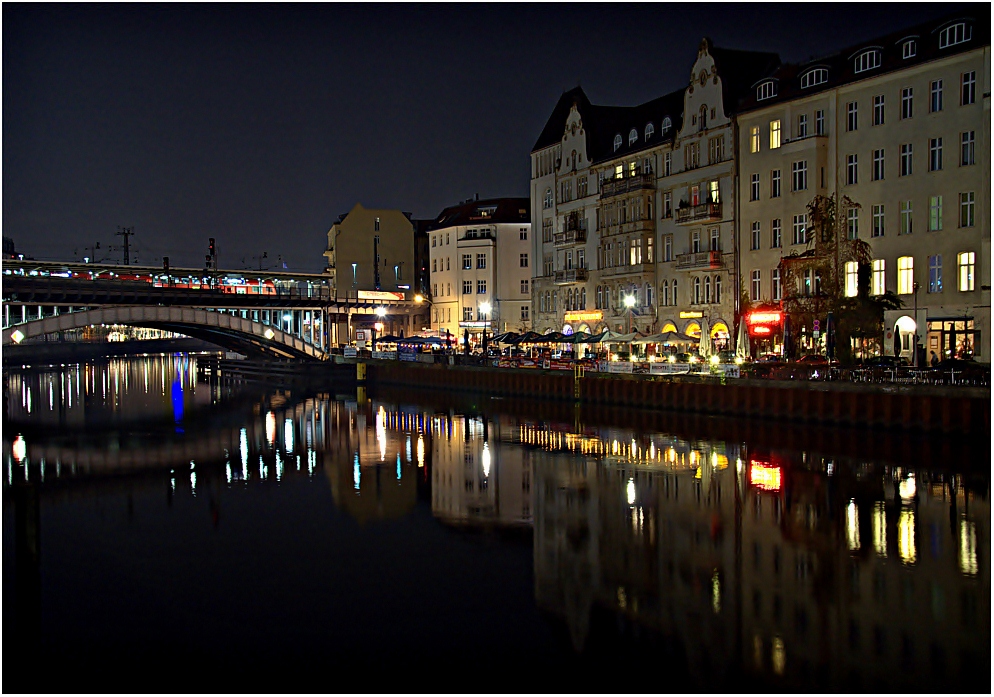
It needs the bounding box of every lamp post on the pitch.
[373,306,386,352]
[480,301,492,355]
[913,281,920,367]
[623,293,636,359]
[414,293,433,336]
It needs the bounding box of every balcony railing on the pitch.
[554,268,589,284]
[675,202,722,225]
[553,227,587,246]
[599,263,655,278]
[675,250,724,269]
[599,173,655,199]
[599,219,655,238]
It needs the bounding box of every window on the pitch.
[929,196,943,231]
[520,305,529,320]
[645,122,655,140]
[542,220,553,242]
[797,114,808,138]
[771,169,781,198]
[900,201,913,235]
[711,227,721,251]
[462,280,472,294]
[520,228,528,240]
[692,229,701,253]
[431,235,436,248]
[901,87,913,119]
[613,134,622,152]
[872,205,885,237]
[900,144,912,176]
[446,258,450,270]
[662,191,672,219]
[704,276,711,304]
[846,154,858,185]
[693,277,701,304]
[771,219,782,248]
[714,276,721,304]
[903,39,916,58]
[709,135,724,164]
[872,149,884,181]
[871,259,886,295]
[628,128,638,146]
[751,270,761,301]
[477,279,487,294]
[897,256,914,294]
[854,49,881,73]
[961,71,976,105]
[660,281,668,307]
[432,259,437,273]
[770,120,781,149]
[845,261,859,297]
[477,253,486,269]
[463,307,473,321]
[792,160,807,191]
[847,208,859,239]
[664,152,672,177]
[750,174,760,201]
[957,252,975,291]
[709,180,720,204]
[664,235,672,262]
[374,217,380,232]
[685,142,700,169]
[792,215,807,245]
[672,280,677,305]
[800,68,827,89]
[462,254,472,270]
[772,268,782,301]
[750,126,760,153]
[757,81,777,101]
[815,110,825,135]
[929,138,942,171]
[961,131,975,165]
[630,238,640,265]
[930,80,942,112]
[544,188,553,208]
[960,192,974,227]
[751,222,761,250]
[446,233,450,245]
[929,255,942,293]
[939,22,971,49]
[846,102,858,131]
[873,95,885,125]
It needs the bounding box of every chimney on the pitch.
[475,193,479,201]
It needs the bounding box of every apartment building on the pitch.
[736,13,990,360]
[530,41,777,344]
[426,197,531,345]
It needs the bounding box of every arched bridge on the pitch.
[2,306,327,360]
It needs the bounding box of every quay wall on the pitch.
[362,360,989,435]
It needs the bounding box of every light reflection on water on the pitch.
[2,356,990,691]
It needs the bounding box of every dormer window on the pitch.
[800,68,827,89]
[902,39,917,58]
[645,122,655,141]
[661,117,672,136]
[628,128,638,146]
[613,134,622,152]
[939,22,971,48]
[854,49,881,74]
[756,80,777,101]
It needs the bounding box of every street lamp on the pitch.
[912,281,920,367]
[373,306,386,352]
[623,294,636,360]
[480,301,492,355]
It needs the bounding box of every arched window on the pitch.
[596,285,602,309]
[580,288,586,310]
[854,49,881,74]
[543,188,553,209]
[645,122,655,141]
[662,280,669,306]
[715,275,722,304]
[938,23,971,49]
[756,80,777,101]
[672,279,678,305]
[645,282,653,306]
[800,67,828,89]
[699,105,708,130]
[704,276,712,304]
[613,134,623,152]
[628,128,638,145]
[694,277,701,304]
[539,293,545,313]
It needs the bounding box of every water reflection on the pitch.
[2,357,989,691]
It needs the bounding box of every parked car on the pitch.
[756,353,784,363]
[795,354,838,366]
[717,350,737,363]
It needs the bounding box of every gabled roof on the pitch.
[427,197,530,231]
[736,9,989,112]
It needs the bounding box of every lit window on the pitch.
[871,259,886,295]
[750,126,760,153]
[897,256,914,294]
[769,119,781,149]
[854,49,881,73]
[756,81,777,101]
[957,252,975,291]
[800,68,827,89]
[613,134,622,152]
[902,39,916,58]
[939,22,971,49]
[845,261,859,297]
[645,122,655,140]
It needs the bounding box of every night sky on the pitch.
[3,3,968,272]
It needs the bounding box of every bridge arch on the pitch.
[1,305,327,360]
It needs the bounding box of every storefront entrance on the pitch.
[927,317,977,359]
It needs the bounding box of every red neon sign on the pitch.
[747,311,782,325]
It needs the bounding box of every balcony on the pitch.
[599,218,655,239]
[675,250,725,269]
[554,227,587,246]
[554,268,589,284]
[599,263,655,278]
[675,202,722,225]
[600,173,655,199]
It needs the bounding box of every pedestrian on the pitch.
[929,350,939,367]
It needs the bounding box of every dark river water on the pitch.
[3,355,989,693]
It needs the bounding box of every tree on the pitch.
[778,193,902,363]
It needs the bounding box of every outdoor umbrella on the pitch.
[540,332,567,343]
[698,317,712,359]
[511,330,544,345]
[782,314,791,359]
[735,319,749,361]
[582,331,609,343]
[377,335,401,343]
[464,329,470,355]
[568,331,592,344]
[825,312,835,360]
[893,326,901,358]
